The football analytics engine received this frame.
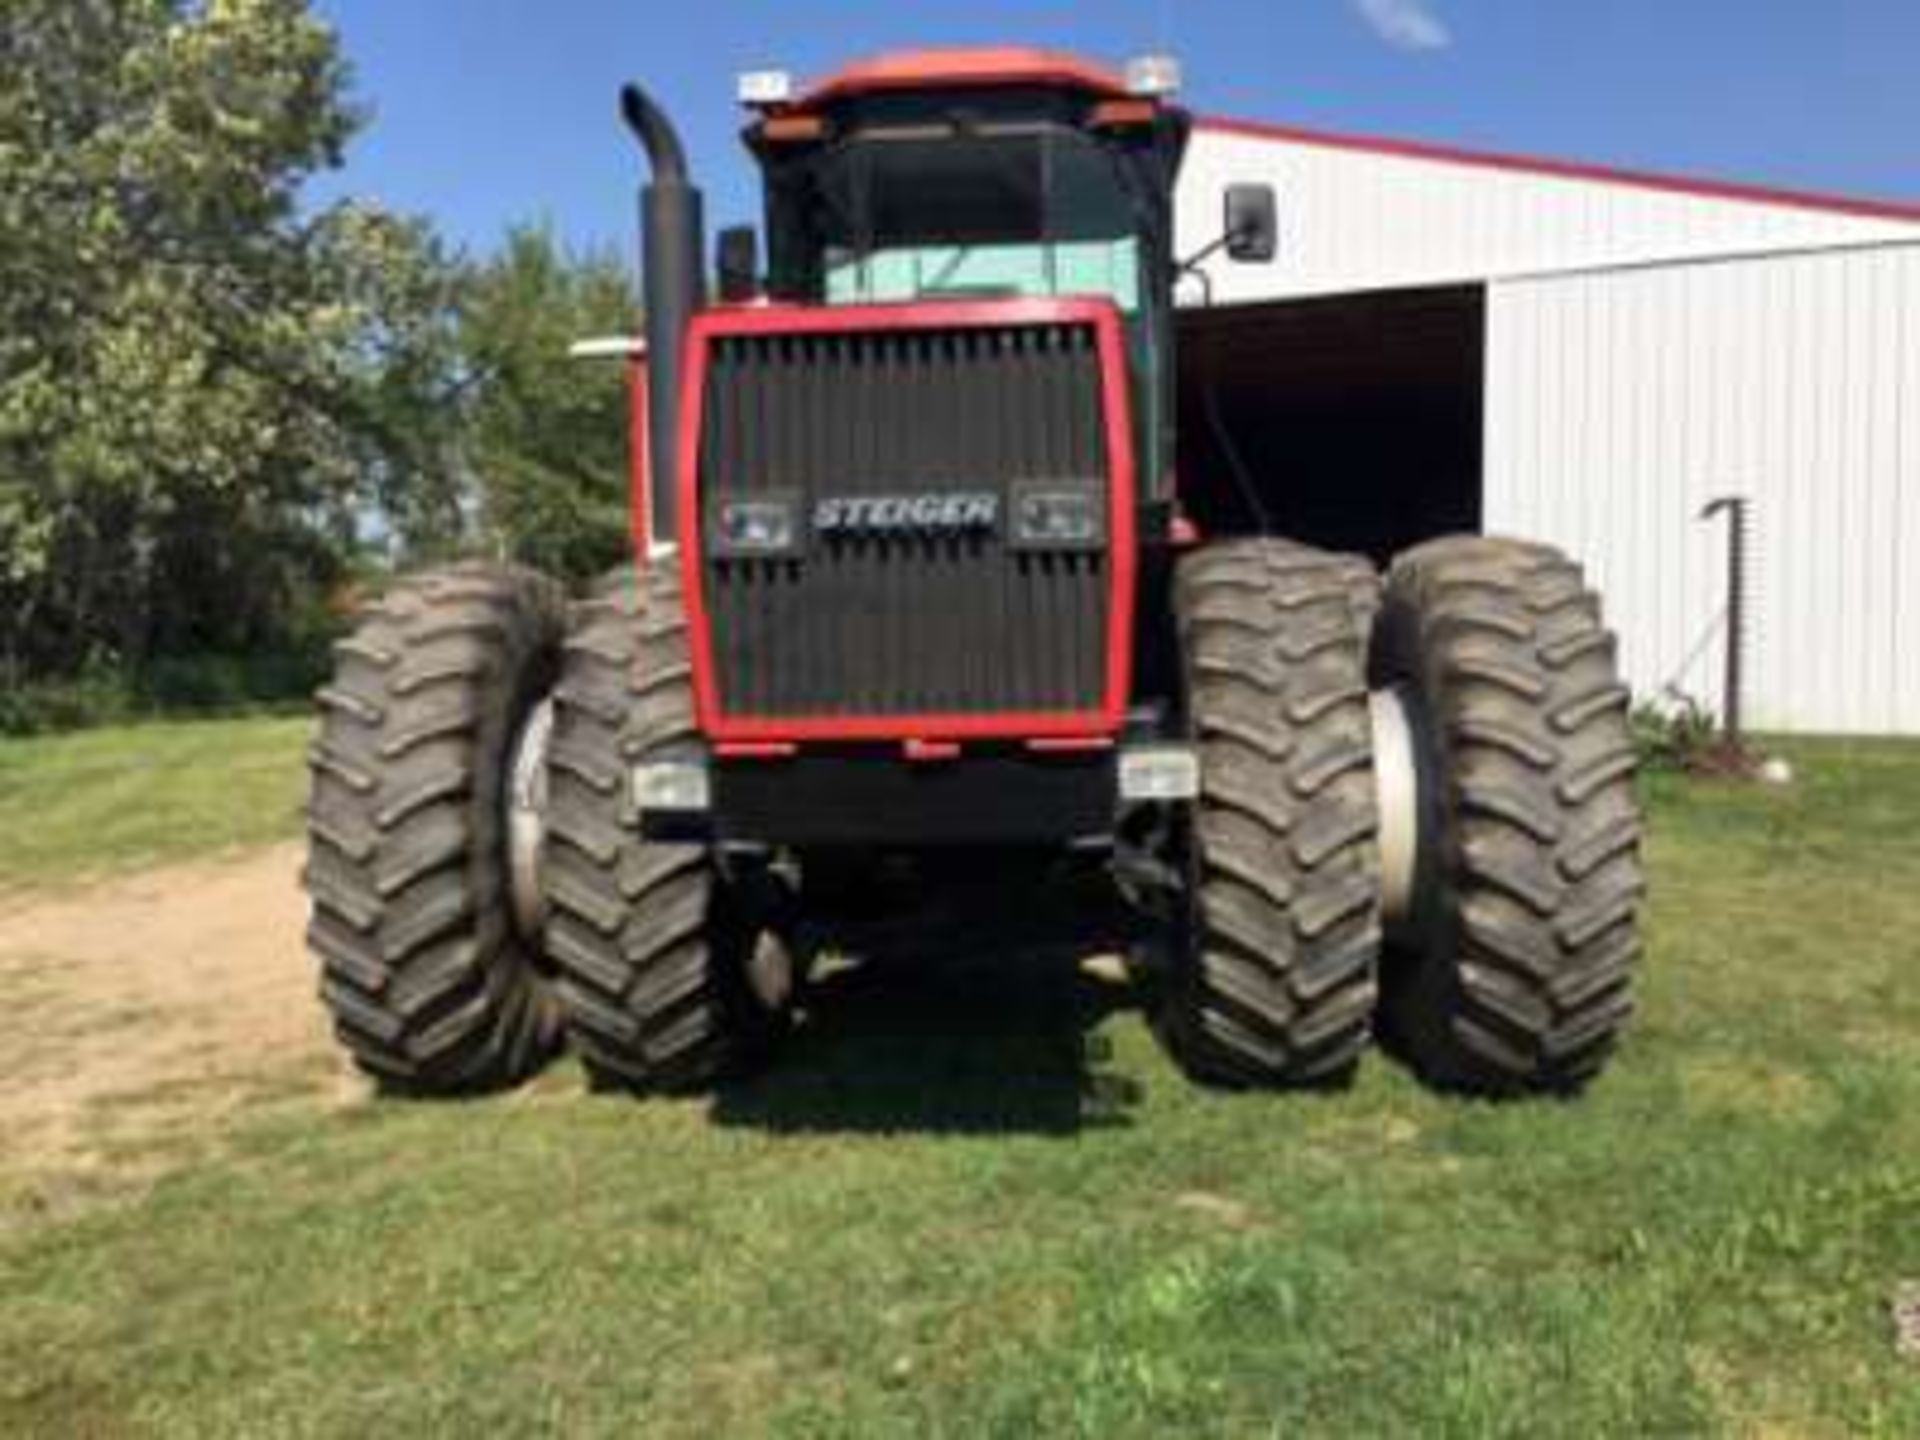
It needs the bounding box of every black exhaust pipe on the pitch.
[620,83,704,546]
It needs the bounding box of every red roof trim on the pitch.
[1197,116,1920,226]
[799,47,1130,107]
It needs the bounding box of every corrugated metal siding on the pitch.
[1486,243,1920,735]
[1179,128,1920,303]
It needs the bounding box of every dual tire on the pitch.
[1369,537,1644,1093]
[1163,539,1383,1087]
[306,562,790,1096]
[304,564,566,1093]
[1163,535,1643,1094]
[542,565,794,1091]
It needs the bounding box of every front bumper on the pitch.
[636,742,1196,848]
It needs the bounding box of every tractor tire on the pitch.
[544,565,794,1092]
[1332,551,1383,641]
[1162,538,1384,1087]
[1373,536,1644,1094]
[304,563,566,1093]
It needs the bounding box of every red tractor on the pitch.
[305,49,1643,1098]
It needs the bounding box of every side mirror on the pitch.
[716,225,760,302]
[1223,183,1278,263]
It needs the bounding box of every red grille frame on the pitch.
[674,297,1138,745]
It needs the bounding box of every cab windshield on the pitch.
[808,127,1143,312]
[754,103,1185,498]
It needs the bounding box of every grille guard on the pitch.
[673,297,1138,744]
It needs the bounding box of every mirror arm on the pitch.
[1175,228,1240,275]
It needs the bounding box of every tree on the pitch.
[458,225,637,582]
[0,0,460,682]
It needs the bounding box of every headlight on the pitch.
[709,494,801,557]
[1118,745,1199,802]
[632,758,711,814]
[1011,481,1106,551]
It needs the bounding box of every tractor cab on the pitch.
[738,50,1195,501]
[745,52,1186,315]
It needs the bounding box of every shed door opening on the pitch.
[1176,284,1484,562]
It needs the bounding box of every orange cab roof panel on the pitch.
[798,48,1131,107]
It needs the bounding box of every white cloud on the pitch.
[1353,0,1452,52]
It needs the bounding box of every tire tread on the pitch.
[544,566,788,1092]
[1374,535,1645,1094]
[303,561,565,1094]
[1163,539,1383,1087]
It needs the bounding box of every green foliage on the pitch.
[0,664,139,736]
[0,651,326,735]
[0,2,644,724]
[138,648,329,710]
[460,226,638,581]
[1631,693,1721,770]
[0,0,462,687]
[311,202,472,562]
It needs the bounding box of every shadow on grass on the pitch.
[711,949,1146,1137]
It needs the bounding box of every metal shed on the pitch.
[1177,119,1920,734]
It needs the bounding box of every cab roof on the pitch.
[795,47,1131,109]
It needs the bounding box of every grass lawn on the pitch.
[0,716,310,891]
[2,730,1918,1435]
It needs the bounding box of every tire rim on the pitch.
[746,930,795,1011]
[506,697,554,944]
[1370,684,1423,933]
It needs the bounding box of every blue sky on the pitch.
[310,1,1920,258]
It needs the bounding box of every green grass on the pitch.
[0,716,310,890]
[3,734,1919,1435]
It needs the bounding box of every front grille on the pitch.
[695,320,1113,721]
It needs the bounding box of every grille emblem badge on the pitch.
[813,493,999,538]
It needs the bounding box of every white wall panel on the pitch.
[1180,125,1920,304]
[1487,244,1920,734]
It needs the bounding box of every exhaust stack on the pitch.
[620,83,705,546]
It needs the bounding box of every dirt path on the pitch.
[0,844,352,1209]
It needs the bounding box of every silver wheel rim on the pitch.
[506,697,554,943]
[1370,685,1421,933]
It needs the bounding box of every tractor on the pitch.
[304,48,1643,1097]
